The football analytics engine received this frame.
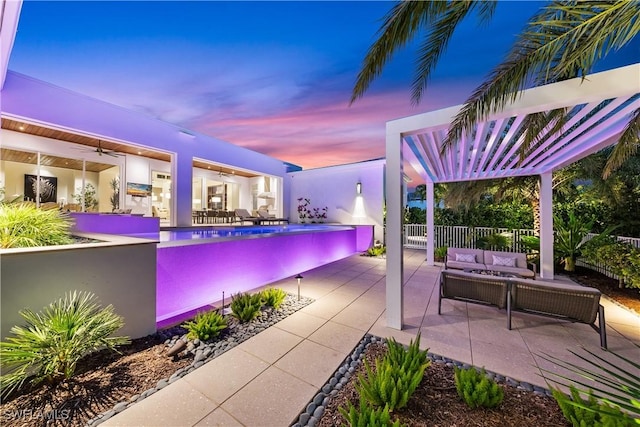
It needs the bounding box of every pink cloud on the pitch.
[190,82,474,173]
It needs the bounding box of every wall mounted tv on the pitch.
[126,182,152,197]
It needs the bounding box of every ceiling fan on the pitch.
[75,140,123,157]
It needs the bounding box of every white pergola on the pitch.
[385,64,640,329]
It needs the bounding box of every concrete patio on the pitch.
[103,249,640,426]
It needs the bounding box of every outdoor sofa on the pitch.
[445,247,536,279]
[438,270,607,349]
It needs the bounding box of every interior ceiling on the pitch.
[3,118,260,178]
[192,159,258,178]
[1,148,115,173]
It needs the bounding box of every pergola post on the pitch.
[539,172,554,279]
[426,181,434,265]
[385,124,404,330]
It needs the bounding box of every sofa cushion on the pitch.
[446,261,488,271]
[492,255,516,267]
[448,248,484,262]
[456,253,477,263]
[484,250,527,268]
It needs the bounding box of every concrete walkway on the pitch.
[104,250,640,426]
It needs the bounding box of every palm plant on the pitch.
[553,211,594,272]
[0,291,130,398]
[554,212,617,272]
[0,201,74,248]
[539,345,640,424]
[352,1,639,177]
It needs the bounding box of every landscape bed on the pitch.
[0,293,314,427]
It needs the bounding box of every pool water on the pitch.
[128,224,350,242]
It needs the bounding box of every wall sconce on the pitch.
[356,182,362,194]
[295,274,303,301]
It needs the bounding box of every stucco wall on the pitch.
[288,160,385,242]
[1,239,157,340]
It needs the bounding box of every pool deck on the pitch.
[103,249,640,426]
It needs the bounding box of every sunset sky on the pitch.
[9,1,638,183]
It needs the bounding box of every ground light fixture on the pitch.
[295,274,303,301]
[356,182,362,194]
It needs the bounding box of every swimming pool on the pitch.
[127,224,353,244]
[69,214,374,329]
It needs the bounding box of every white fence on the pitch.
[404,224,536,253]
[404,225,639,282]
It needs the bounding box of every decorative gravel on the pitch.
[88,293,314,426]
[292,334,554,427]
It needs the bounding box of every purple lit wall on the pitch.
[156,226,372,323]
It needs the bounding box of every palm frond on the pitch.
[351,1,448,104]
[603,107,640,178]
[411,2,492,105]
[519,108,568,162]
[442,1,640,152]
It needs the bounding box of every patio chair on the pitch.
[257,210,289,224]
[234,209,262,225]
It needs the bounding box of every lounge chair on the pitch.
[257,210,289,224]
[234,209,261,225]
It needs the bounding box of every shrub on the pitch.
[475,233,511,251]
[552,386,635,427]
[0,202,74,248]
[434,246,448,262]
[0,291,130,398]
[183,310,227,341]
[339,396,403,427]
[261,288,287,310]
[454,366,504,409]
[356,335,429,411]
[230,292,262,323]
[582,239,640,290]
[366,245,386,257]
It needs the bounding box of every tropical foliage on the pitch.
[260,288,287,310]
[339,396,404,427]
[0,201,74,248]
[356,335,429,411]
[540,345,640,425]
[73,183,99,212]
[0,291,130,398]
[352,1,640,176]
[582,238,640,290]
[552,386,635,427]
[183,310,227,341]
[230,292,263,323]
[454,366,504,409]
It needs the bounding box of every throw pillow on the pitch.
[455,253,476,263]
[492,255,516,267]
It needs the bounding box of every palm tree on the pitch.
[442,167,578,235]
[351,1,640,177]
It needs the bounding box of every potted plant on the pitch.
[109,178,120,212]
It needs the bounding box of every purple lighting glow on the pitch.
[156,225,373,325]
